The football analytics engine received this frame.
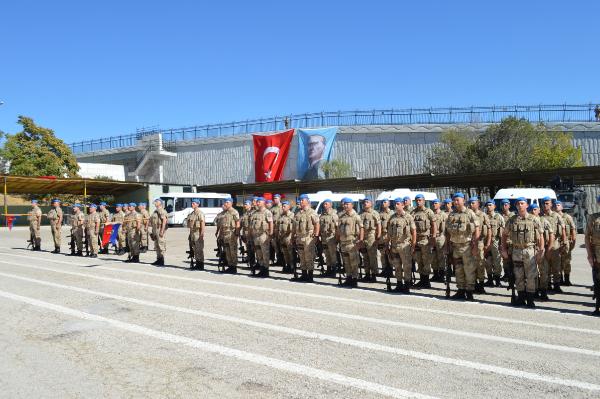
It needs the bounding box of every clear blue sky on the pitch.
[1,1,598,144]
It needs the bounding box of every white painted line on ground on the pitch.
[2,251,598,335]
[0,289,438,399]
[1,259,599,358]
[1,270,598,391]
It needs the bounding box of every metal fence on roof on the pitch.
[70,103,600,154]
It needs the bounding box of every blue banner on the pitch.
[297,127,338,181]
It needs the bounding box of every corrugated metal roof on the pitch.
[1,175,146,195]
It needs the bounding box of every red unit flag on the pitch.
[252,129,294,183]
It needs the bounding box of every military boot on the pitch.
[465,290,474,301]
[400,281,411,294]
[292,270,307,282]
[414,274,430,288]
[484,276,494,287]
[393,281,404,292]
[526,292,536,308]
[474,282,486,294]
[494,276,502,287]
[563,274,572,286]
[432,270,444,282]
[553,283,563,293]
[224,265,237,274]
[538,289,549,301]
[305,270,314,283]
[76,250,83,257]
[152,257,164,266]
[514,291,526,306]
[132,255,140,263]
[360,273,372,283]
[197,261,204,271]
[189,260,196,269]
[451,289,466,300]
[52,247,60,254]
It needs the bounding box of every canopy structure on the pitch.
[195,166,600,195]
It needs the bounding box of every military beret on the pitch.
[515,197,527,203]
[501,199,510,204]
[323,199,332,204]
[31,200,38,204]
[363,197,372,202]
[452,192,465,199]
[529,203,539,210]
[415,194,425,200]
[89,203,97,208]
[73,203,81,208]
[468,196,479,203]
[51,198,61,203]
[394,197,404,203]
[153,198,164,203]
[541,196,552,202]
[257,197,265,202]
[99,201,107,206]
[138,202,146,206]
[432,198,440,203]
[244,199,251,205]
[129,202,137,207]
[223,197,233,203]
[282,200,290,205]
[485,200,494,205]
[273,194,281,198]
[554,200,562,205]
[403,196,411,201]
[341,197,353,204]
[252,196,259,201]
[298,194,309,200]
[191,198,200,204]
[266,199,273,204]
[443,198,452,204]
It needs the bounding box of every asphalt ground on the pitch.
[1,226,599,398]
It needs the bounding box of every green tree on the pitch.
[0,116,79,177]
[321,159,352,179]
[427,117,583,175]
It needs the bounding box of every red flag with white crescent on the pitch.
[252,129,294,183]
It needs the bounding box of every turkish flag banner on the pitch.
[252,129,294,183]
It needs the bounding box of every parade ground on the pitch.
[1,226,599,398]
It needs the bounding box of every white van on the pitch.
[305,191,366,214]
[161,192,231,226]
[493,188,557,210]
[375,189,438,211]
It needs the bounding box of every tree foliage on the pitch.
[0,116,79,177]
[427,117,583,175]
[321,159,352,179]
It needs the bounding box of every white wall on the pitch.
[78,163,126,181]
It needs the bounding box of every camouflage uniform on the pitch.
[99,207,110,252]
[431,210,447,280]
[270,203,283,264]
[250,208,273,270]
[541,210,565,290]
[150,207,168,261]
[559,211,576,278]
[338,209,363,284]
[140,208,150,250]
[319,207,339,274]
[71,211,85,253]
[125,210,142,258]
[472,208,490,290]
[112,210,126,251]
[85,211,101,256]
[294,207,319,273]
[446,208,480,298]
[187,208,205,267]
[388,211,416,288]
[217,207,240,268]
[47,206,63,250]
[506,213,543,299]
[378,208,394,274]
[360,208,381,279]
[411,206,435,283]
[27,206,42,249]
[277,210,295,271]
[486,210,505,283]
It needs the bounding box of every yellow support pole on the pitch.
[83,179,88,212]
[3,176,7,227]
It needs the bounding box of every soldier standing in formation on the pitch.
[502,197,544,308]
[27,199,42,251]
[187,199,205,270]
[337,197,364,288]
[150,198,168,266]
[500,199,515,280]
[530,204,549,299]
[443,198,453,213]
[359,197,381,282]
[47,198,63,253]
[319,199,339,277]
[240,200,255,269]
[86,204,101,258]
[216,197,240,274]
[292,194,320,283]
[277,200,295,273]
[412,194,436,288]
[270,194,283,266]
[484,199,505,287]
[556,200,576,285]
[586,195,600,315]
[70,203,85,256]
[468,196,491,294]
[112,204,126,255]
[403,196,413,213]
[139,202,150,253]
[445,193,480,301]
[388,198,416,293]
[377,199,393,278]
[98,202,111,254]
[431,199,447,282]
[541,196,566,294]
[250,197,273,277]
[124,203,142,263]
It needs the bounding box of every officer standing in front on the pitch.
[150,198,168,266]
[27,199,42,251]
[359,197,381,282]
[187,198,205,270]
[388,198,416,293]
[292,194,320,283]
[502,197,544,308]
[412,194,436,288]
[445,193,480,301]
[47,198,63,253]
[337,197,364,288]
[216,197,240,274]
[319,199,339,277]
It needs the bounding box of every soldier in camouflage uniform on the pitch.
[556,201,576,286]
[502,197,544,308]
[403,196,414,213]
[500,198,515,280]
[98,202,111,254]
[250,197,274,278]
[431,199,447,282]
[70,204,85,256]
[541,196,566,294]
[124,202,142,263]
[319,199,339,277]
[277,201,295,274]
[292,194,320,283]
[47,198,63,254]
[138,202,150,253]
[411,194,436,288]
[585,195,600,315]
[388,198,416,293]
[112,204,127,255]
[216,197,240,274]
[443,198,453,213]
[240,200,256,269]
[150,198,168,266]
[270,194,284,266]
[484,199,505,287]
[85,204,101,258]
[337,197,364,288]
[187,198,205,270]
[469,196,491,294]
[27,200,42,251]
[359,197,381,283]
[530,204,550,300]
[377,199,394,278]
[445,192,480,301]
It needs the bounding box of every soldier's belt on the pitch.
[512,244,535,249]
[513,261,524,268]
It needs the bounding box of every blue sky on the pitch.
[0,1,598,144]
